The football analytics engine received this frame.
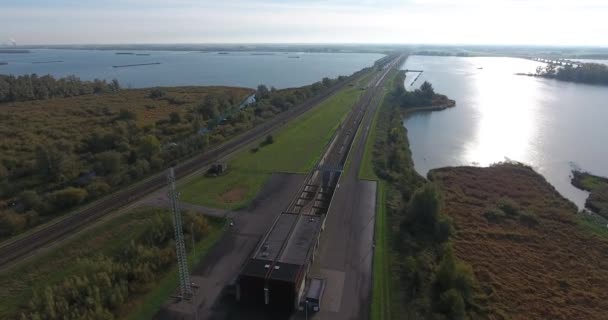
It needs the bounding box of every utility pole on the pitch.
[167,167,192,300]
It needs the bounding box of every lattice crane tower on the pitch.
[167,167,192,299]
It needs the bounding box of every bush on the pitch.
[497,197,520,217]
[19,190,44,213]
[435,246,475,309]
[117,108,137,121]
[483,207,507,223]
[149,88,166,99]
[260,135,274,147]
[169,112,181,124]
[438,289,466,320]
[85,181,111,199]
[51,187,88,209]
[0,211,27,237]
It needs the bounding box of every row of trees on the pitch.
[391,72,436,108]
[535,62,608,85]
[0,73,120,103]
[21,210,211,320]
[371,75,480,319]
[0,73,352,238]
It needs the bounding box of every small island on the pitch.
[391,71,456,114]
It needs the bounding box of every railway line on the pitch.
[236,54,404,311]
[0,68,372,270]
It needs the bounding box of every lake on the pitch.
[0,49,383,89]
[403,55,608,208]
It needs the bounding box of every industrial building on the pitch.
[236,167,339,311]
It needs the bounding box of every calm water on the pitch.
[403,56,608,208]
[0,49,383,89]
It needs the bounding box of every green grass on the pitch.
[577,214,608,239]
[180,86,363,209]
[371,181,391,320]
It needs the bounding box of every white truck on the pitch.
[302,277,326,312]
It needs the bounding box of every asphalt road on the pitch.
[296,55,404,320]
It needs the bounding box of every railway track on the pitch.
[0,68,373,270]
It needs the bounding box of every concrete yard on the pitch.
[156,173,306,320]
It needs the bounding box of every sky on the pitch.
[1,0,607,46]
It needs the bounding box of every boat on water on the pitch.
[288,56,300,59]
[477,67,483,69]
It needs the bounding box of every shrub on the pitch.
[149,88,166,99]
[438,289,466,320]
[51,187,88,209]
[483,207,507,223]
[260,135,274,147]
[497,197,520,217]
[85,181,111,199]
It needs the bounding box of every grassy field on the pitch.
[432,164,608,319]
[180,85,363,209]
[0,86,252,161]
[0,207,224,319]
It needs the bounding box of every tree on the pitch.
[406,183,440,231]
[35,145,65,181]
[197,95,220,120]
[95,151,122,175]
[255,85,270,100]
[420,81,435,99]
[109,79,121,92]
[137,135,160,160]
[117,109,137,121]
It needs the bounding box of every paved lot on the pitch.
[156,173,306,320]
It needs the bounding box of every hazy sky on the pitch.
[1,0,607,46]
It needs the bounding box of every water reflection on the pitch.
[403,56,608,208]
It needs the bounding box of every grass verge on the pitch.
[180,86,363,209]
[371,181,391,320]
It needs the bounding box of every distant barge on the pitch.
[135,53,150,56]
[32,60,64,64]
[112,62,161,68]
[115,52,134,55]
[0,49,30,54]
[0,62,7,65]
